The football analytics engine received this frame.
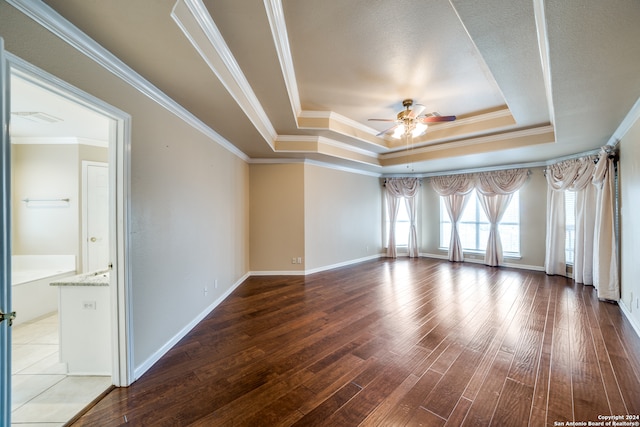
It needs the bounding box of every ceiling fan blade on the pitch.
[408,104,426,118]
[368,118,396,122]
[419,115,456,123]
[376,124,398,137]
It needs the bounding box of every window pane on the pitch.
[386,198,410,247]
[460,196,477,222]
[565,191,576,264]
[499,224,520,253]
[440,189,520,255]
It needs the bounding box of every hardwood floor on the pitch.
[71,258,640,426]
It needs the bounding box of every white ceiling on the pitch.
[10,74,110,145]
[16,0,640,174]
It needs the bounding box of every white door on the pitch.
[0,37,14,426]
[83,162,109,272]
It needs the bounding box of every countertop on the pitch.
[50,269,110,286]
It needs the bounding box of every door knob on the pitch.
[0,310,16,327]
[90,237,97,242]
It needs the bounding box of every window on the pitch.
[440,190,520,255]
[385,198,410,246]
[565,191,576,265]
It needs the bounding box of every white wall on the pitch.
[619,116,640,332]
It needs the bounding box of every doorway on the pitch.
[5,54,131,424]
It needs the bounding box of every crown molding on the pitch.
[7,0,249,162]
[276,134,377,157]
[171,0,277,148]
[532,0,555,127]
[264,0,301,119]
[381,125,555,159]
[249,157,382,178]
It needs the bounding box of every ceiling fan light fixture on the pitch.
[392,124,406,139]
[412,122,428,137]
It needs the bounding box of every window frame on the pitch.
[439,189,521,257]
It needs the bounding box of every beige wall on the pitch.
[1,4,250,372]
[11,144,80,257]
[249,163,305,272]
[304,164,382,271]
[619,117,640,330]
[11,142,109,269]
[419,167,547,269]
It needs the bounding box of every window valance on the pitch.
[430,168,529,196]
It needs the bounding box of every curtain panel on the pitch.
[592,149,619,300]
[385,178,420,258]
[544,147,619,301]
[544,156,597,277]
[430,169,529,265]
[431,174,475,261]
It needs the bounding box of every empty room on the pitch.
[1,0,639,426]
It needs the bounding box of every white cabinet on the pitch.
[51,272,111,375]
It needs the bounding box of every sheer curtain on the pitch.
[385,178,420,258]
[475,169,529,266]
[431,174,475,262]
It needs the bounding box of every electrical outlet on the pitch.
[297,257,302,264]
[82,301,96,310]
[292,257,296,264]
[204,286,208,296]
[214,279,218,289]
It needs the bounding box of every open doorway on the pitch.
[6,55,131,424]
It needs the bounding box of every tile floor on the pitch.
[11,312,112,426]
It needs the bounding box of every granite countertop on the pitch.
[50,269,110,286]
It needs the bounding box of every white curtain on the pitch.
[545,156,596,277]
[477,194,512,266]
[385,178,420,258]
[573,185,596,284]
[405,196,419,258]
[475,169,529,266]
[592,148,619,300]
[385,191,401,258]
[432,169,528,264]
[431,174,475,262]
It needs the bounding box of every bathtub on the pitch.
[11,255,76,325]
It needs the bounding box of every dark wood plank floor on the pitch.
[71,258,640,426]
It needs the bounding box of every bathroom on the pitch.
[9,73,114,424]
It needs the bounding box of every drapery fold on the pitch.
[385,178,420,258]
[592,149,618,300]
[431,169,529,265]
[431,174,475,261]
[545,156,597,276]
[544,147,619,301]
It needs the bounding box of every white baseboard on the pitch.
[133,272,249,380]
[303,254,383,275]
[619,300,640,340]
[251,254,384,277]
[419,252,544,271]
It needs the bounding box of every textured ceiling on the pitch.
[14,0,640,174]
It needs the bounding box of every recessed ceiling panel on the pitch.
[283,0,507,130]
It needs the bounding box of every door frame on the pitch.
[6,53,134,387]
[1,37,12,427]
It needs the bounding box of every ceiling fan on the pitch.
[368,99,456,139]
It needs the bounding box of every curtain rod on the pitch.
[382,147,605,179]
